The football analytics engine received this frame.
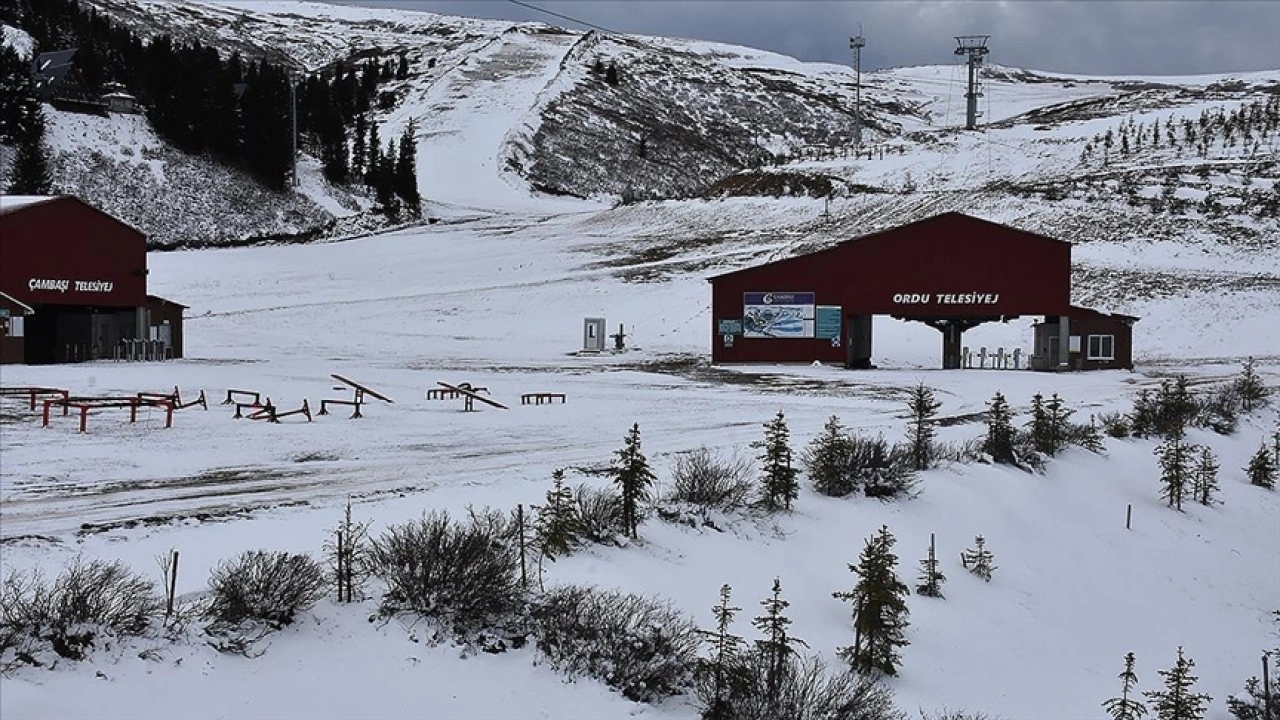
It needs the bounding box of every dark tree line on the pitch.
[10,0,419,211]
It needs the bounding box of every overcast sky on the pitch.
[329,0,1280,76]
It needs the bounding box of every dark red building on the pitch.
[0,195,184,364]
[709,212,1135,371]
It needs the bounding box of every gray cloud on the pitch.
[329,0,1280,76]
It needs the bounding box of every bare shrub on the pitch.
[573,484,626,544]
[918,710,1000,720]
[0,559,160,664]
[702,651,901,720]
[206,551,326,626]
[669,446,753,509]
[370,509,522,630]
[532,584,700,703]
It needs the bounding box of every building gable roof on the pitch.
[708,211,1069,282]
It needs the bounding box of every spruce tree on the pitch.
[7,106,52,195]
[1144,647,1211,720]
[753,411,799,511]
[907,383,941,471]
[1080,414,1106,453]
[1156,430,1193,510]
[395,119,420,214]
[983,391,1017,464]
[915,532,946,599]
[833,525,911,676]
[1246,443,1277,490]
[1045,393,1075,456]
[699,583,745,720]
[752,578,806,704]
[535,468,580,560]
[960,535,997,581]
[1029,392,1052,455]
[803,415,855,497]
[1191,447,1219,506]
[611,423,655,538]
[0,45,41,145]
[1103,652,1149,720]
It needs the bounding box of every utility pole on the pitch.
[850,27,865,148]
[954,36,990,131]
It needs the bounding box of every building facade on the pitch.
[0,195,184,364]
[709,212,1135,371]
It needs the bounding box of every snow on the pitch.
[0,195,59,213]
[1,205,1278,719]
[1,24,34,59]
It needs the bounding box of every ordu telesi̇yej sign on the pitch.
[743,292,816,338]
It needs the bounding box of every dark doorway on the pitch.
[24,307,138,364]
[845,314,873,369]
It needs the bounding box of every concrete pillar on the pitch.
[1058,315,1070,369]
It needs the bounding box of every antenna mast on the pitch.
[850,26,865,147]
[954,35,989,130]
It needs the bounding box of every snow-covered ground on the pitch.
[1,205,1277,719]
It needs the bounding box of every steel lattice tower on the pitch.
[954,35,990,130]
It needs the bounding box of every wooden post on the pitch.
[166,550,179,619]
[517,504,527,590]
[337,530,345,602]
[1126,503,1132,530]
[1264,653,1272,720]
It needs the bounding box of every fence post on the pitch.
[1126,504,1132,530]
[1263,652,1272,720]
[517,504,528,590]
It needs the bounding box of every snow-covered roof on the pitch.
[0,195,62,214]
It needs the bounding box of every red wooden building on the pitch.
[0,195,184,364]
[709,212,1135,371]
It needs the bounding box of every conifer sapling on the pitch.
[1103,651,1149,720]
[753,411,799,511]
[833,525,911,675]
[960,535,997,582]
[1143,646,1211,720]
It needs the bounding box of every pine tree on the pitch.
[915,532,946,599]
[1103,652,1149,720]
[699,584,746,720]
[752,578,806,704]
[1246,443,1277,490]
[395,119,420,214]
[0,45,41,145]
[1044,393,1075,456]
[983,391,1017,465]
[906,383,941,471]
[1156,430,1193,510]
[7,105,53,195]
[1029,393,1052,455]
[833,525,911,676]
[1078,415,1106,454]
[605,61,619,85]
[753,411,799,511]
[1233,356,1270,413]
[611,423,655,538]
[1144,647,1211,720]
[803,415,855,497]
[535,468,580,560]
[960,535,997,582]
[1191,447,1219,506]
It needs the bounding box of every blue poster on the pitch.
[743,292,816,338]
[815,306,842,339]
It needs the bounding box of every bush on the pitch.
[370,509,522,629]
[532,584,700,703]
[698,651,900,720]
[1,558,161,663]
[206,551,326,626]
[669,446,753,509]
[1096,411,1131,438]
[853,437,917,499]
[574,484,626,544]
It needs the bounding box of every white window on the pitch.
[8,316,24,338]
[1087,334,1114,360]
